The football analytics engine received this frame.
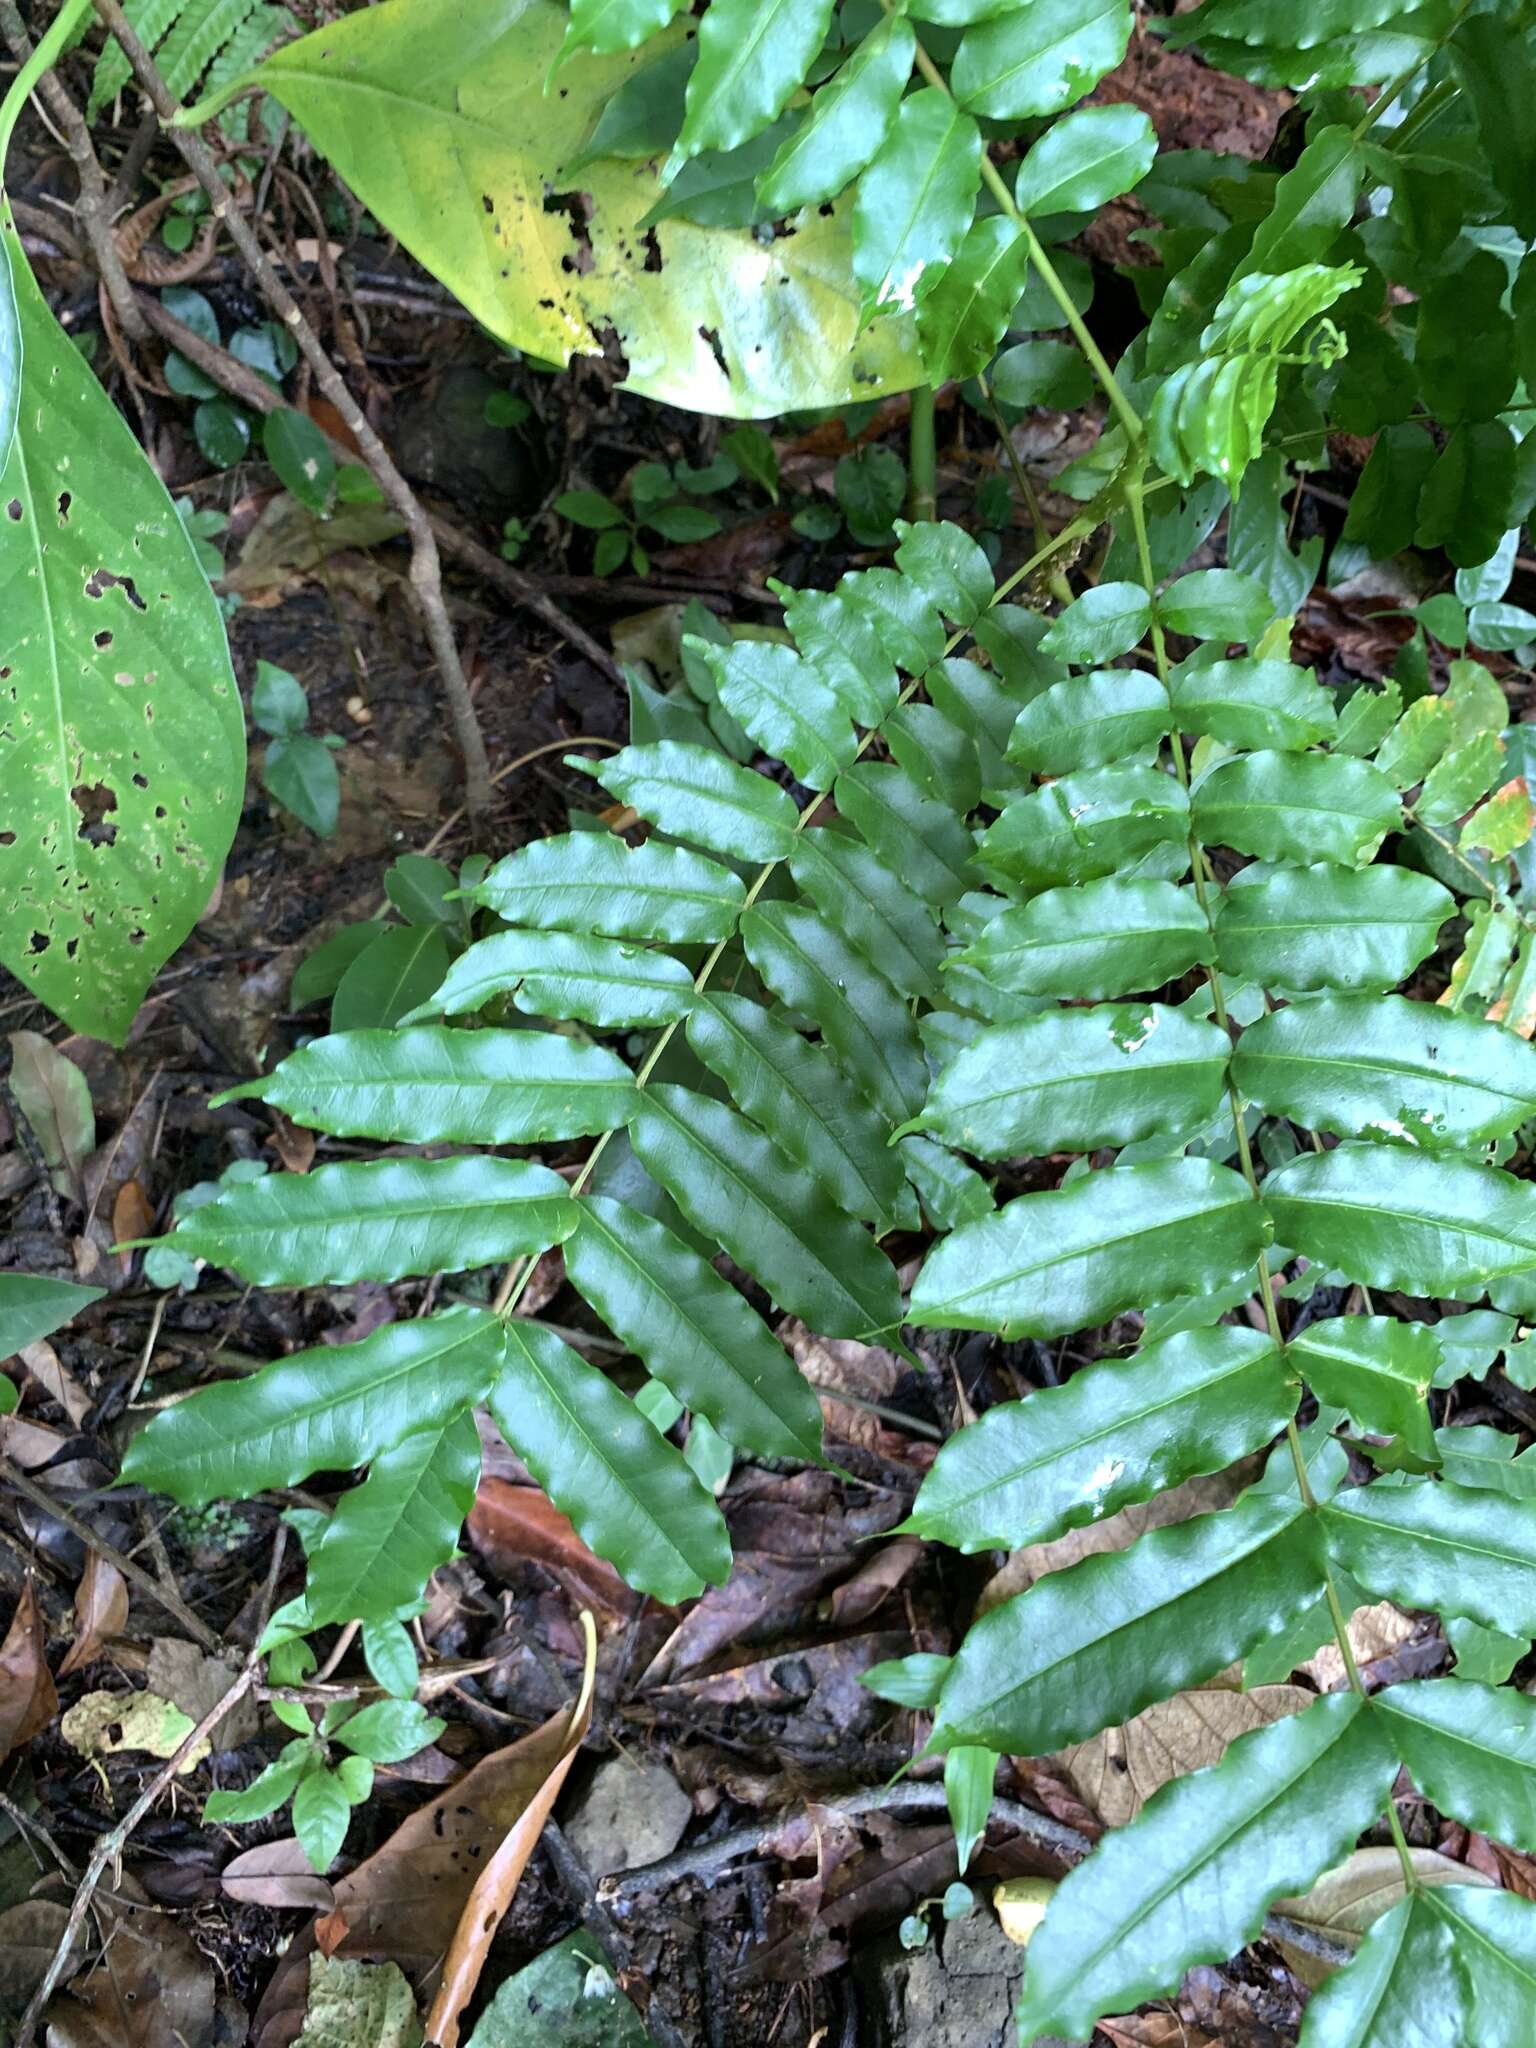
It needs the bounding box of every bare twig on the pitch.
[88,0,493,823]
[0,1456,220,1653]
[13,1528,288,2048]
[0,0,144,338]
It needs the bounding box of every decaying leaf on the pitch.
[1274,1844,1495,1988]
[467,1478,634,1624]
[295,1956,420,2048]
[1056,1681,1313,1828]
[0,1583,57,1766]
[61,1689,205,1771]
[147,1637,261,1747]
[44,1892,217,2048]
[995,1877,1056,1949]
[58,1553,130,1677]
[222,1837,338,1913]
[1300,1600,1416,1692]
[6,1031,94,1200]
[0,1900,81,2014]
[21,1338,91,1425]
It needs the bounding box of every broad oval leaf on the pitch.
[473,832,745,942]
[490,1318,729,1604]
[565,1193,824,1462]
[0,199,243,1044]
[214,0,921,415]
[852,87,981,319]
[1320,1478,1536,1636]
[159,1154,577,1286]
[1264,1148,1536,1299]
[1169,656,1337,752]
[741,900,926,1122]
[1194,751,1401,866]
[1213,865,1457,993]
[1234,994,1536,1149]
[755,13,915,215]
[905,1325,1294,1552]
[628,1084,903,1340]
[978,766,1190,891]
[1375,1679,1536,1856]
[908,1002,1231,1156]
[931,1494,1324,1754]
[409,928,695,1031]
[894,520,995,629]
[1157,567,1273,644]
[953,1,1134,121]
[1287,1317,1440,1462]
[220,1026,636,1143]
[122,1304,506,1506]
[302,1410,481,1627]
[1016,1694,1398,2046]
[1007,669,1171,775]
[909,1157,1271,1339]
[685,991,906,1224]
[698,639,855,790]
[954,878,1213,998]
[581,739,799,861]
[1039,581,1152,665]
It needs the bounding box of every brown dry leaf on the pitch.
[1301,1601,1415,1692]
[0,1412,68,1469]
[423,1616,596,2048]
[20,1338,91,1425]
[980,1462,1261,1614]
[58,1553,130,1678]
[1057,1681,1313,1828]
[0,1584,57,1766]
[467,1477,634,1623]
[1274,1845,1494,1989]
[821,1536,924,1627]
[779,1317,905,1455]
[111,1177,155,1248]
[6,1031,94,1200]
[147,1637,261,1747]
[224,492,406,597]
[0,1900,82,2010]
[222,1838,337,1913]
[1098,2016,1219,2048]
[45,1892,216,2048]
[268,1110,317,1175]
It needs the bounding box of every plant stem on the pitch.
[908,382,937,521]
[0,0,92,161]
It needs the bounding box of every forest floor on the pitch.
[2,25,1532,2048]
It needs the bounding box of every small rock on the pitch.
[565,1757,692,1880]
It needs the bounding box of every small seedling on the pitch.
[252,660,343,837]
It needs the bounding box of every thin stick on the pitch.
[88,0,493,822]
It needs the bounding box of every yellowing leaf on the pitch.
[61,1689,205,1772]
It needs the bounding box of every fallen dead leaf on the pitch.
[147,1637,261,1747]
[424,1616,597,2048]
[268,1111,317,1175]
[779,1317,910,1458]
[1274,1844,1494,1988]
[296,1957,420,2048]
[111,1177,155,1250]
[58,1553,130,1678]
[821,1536,924,1627]
[44,1890,217,2048]
[1056,1681,1313,1828]
[994,1876,1055,1947]
[7,1031,94,1201]
[20,1338,91,1425]
[1098,2015,1219,2048]
[981,1462,1261,1613]
[468,1478,634,1624]
[0,1899,81,2013]
[1301,1601,1416,1692]
[0,1412,69,1469]
[222,1837,338,1913]
[0,1584,57,1766]
[62,1689,205,1772]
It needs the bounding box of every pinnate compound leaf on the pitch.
[123,1304,506,1506]
[490,1318,729,1603]
[915,214,1032,384]
[1016,1694,1398,2045]
[1158,567,1273,644]
[560,0,684,60]
[893,520,994,627]
[0,200,243,1044]
[1298,1891,1468,2046]
[1169,657,1336,752]
[978,766,1189,891]
[756,13,915,215]
[673,0,834,161]
[953,0,1134,120]
[473,832,745,942]
[1319,1478,1536,1636]
[629,1085,903,1341]
[741,901,926,1122]
[932,1494,1324,1755]
[773,585,897,728]
[835,761,978,906]
[790,831,943,1001]
[954,879,1212,999]
[302,1410,481,1626]
[1235,995,1536,1151]
[1193,751,1401,866]
[1039,581,1152,664]
[698,640,855,790]
[1264,1148,1536,1300]
[1287,1319,1439,1462]
[565,1194,824,1462]
[1007,669,1170,774]
[408,929,694,1031]
[907,1002,1231,1156]
[909,1158,1271,1339]
[159,1155,577,1286]
[685,992,906,1224]
[582,739,799,861]
[1213,865,1456,993]
[220,1027,635,1144]
[852,88,981,319]
[906,1326,1294,1552]
[1375,1679,1536,1856]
